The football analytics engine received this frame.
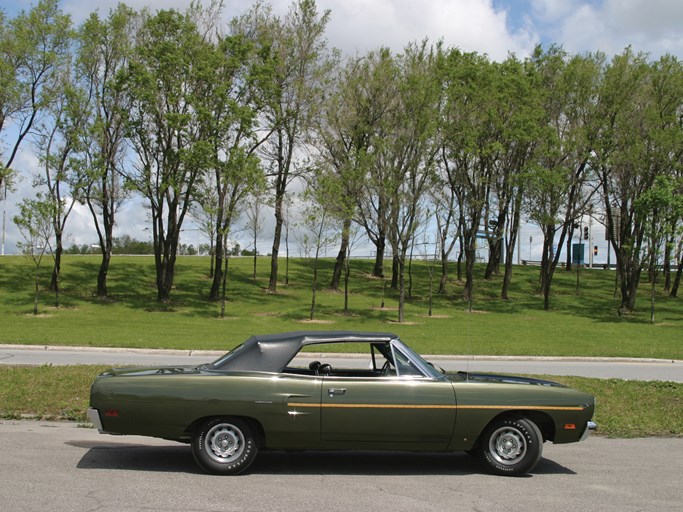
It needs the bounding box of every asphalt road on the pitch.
[0,420,680,512]
[1,344,682,382]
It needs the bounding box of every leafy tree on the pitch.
[649,56,683,296]
[13,195,56,314]
[75,4,135,297]
[525,48,601,310]
[0,0,72,196]
[33,68,88,305]
[236,0,333,293]
[594,49,679,314]
[315,50,395,286]
[380,42,441,322]
[117,8,212,302]
[440,50,498,304]
[635,175,683,323]
[487,57,542,300]
[198,25,270,301]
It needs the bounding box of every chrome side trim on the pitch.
[87,407,104,432]
[581,421,598,441]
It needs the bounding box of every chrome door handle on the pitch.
[328,388,346,396]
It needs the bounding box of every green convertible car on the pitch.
[88,330,597,477]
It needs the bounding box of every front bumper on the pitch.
[87,408,104,433]
[581,421,598,441]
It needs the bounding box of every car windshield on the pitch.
[391,339,446,380]
[206,343,245,369]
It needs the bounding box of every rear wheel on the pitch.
[192,417,258,475]
[479,416,543,476]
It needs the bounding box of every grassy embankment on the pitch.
[0,255,681,437]
[0,254,681,358]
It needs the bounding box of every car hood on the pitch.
[446,371,567,387]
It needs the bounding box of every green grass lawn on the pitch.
[1,255,681,437]
[0,254,681,359]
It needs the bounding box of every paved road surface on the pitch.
[1,344,681,381]
[0,420,680,512]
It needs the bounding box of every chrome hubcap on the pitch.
[206,424,245,464]
[489,426,527,465]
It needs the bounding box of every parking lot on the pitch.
[1,420,681,512]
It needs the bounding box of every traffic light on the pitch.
[583,226,589,240]
[594,245,598,256]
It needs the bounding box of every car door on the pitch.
[320,343,456,449]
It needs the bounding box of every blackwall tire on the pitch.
[192,417,258,475]
[479,416,543,476]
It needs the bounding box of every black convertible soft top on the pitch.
[210,330,398,373]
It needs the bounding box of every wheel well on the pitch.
[475,411,555,446]
[184,416,267,447]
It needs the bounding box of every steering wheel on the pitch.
[318,363,332,375]
[381,360,393,376]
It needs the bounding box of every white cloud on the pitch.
[529,0,683,58]
[56,0,539,60]
[604,0,683,35]
[321,0,538,59]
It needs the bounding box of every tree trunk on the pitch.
[155,228,179,303]
[397,256,406,323]
[670,254,682,298]
[33,268,40,315]
[330,218,350,290]
[463,240,475,302]
[663,233,674,292]
[50,234,62,295]
[650,271,656,324]
[343,245,351,314]
[220,256,230,318]
[616,243,643,314]
[565,230,573,271]
[372,234,386,278]
[407,242,414,299]
[390,254,399,290]
[438,258,449,293]
[502,192,522,300]
[310,253,319,320]
[484,238,502,279]
[97,250,111,298]
[540,225,557,311]
[268,193,284,293]
[209,231,224,301]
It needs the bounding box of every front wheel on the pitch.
[478,416,543,476]
[192,417,258,475]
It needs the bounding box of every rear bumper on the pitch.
[87,408,104,433]
[581,421,598,441]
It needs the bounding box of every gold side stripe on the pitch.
[287,403,584,411]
